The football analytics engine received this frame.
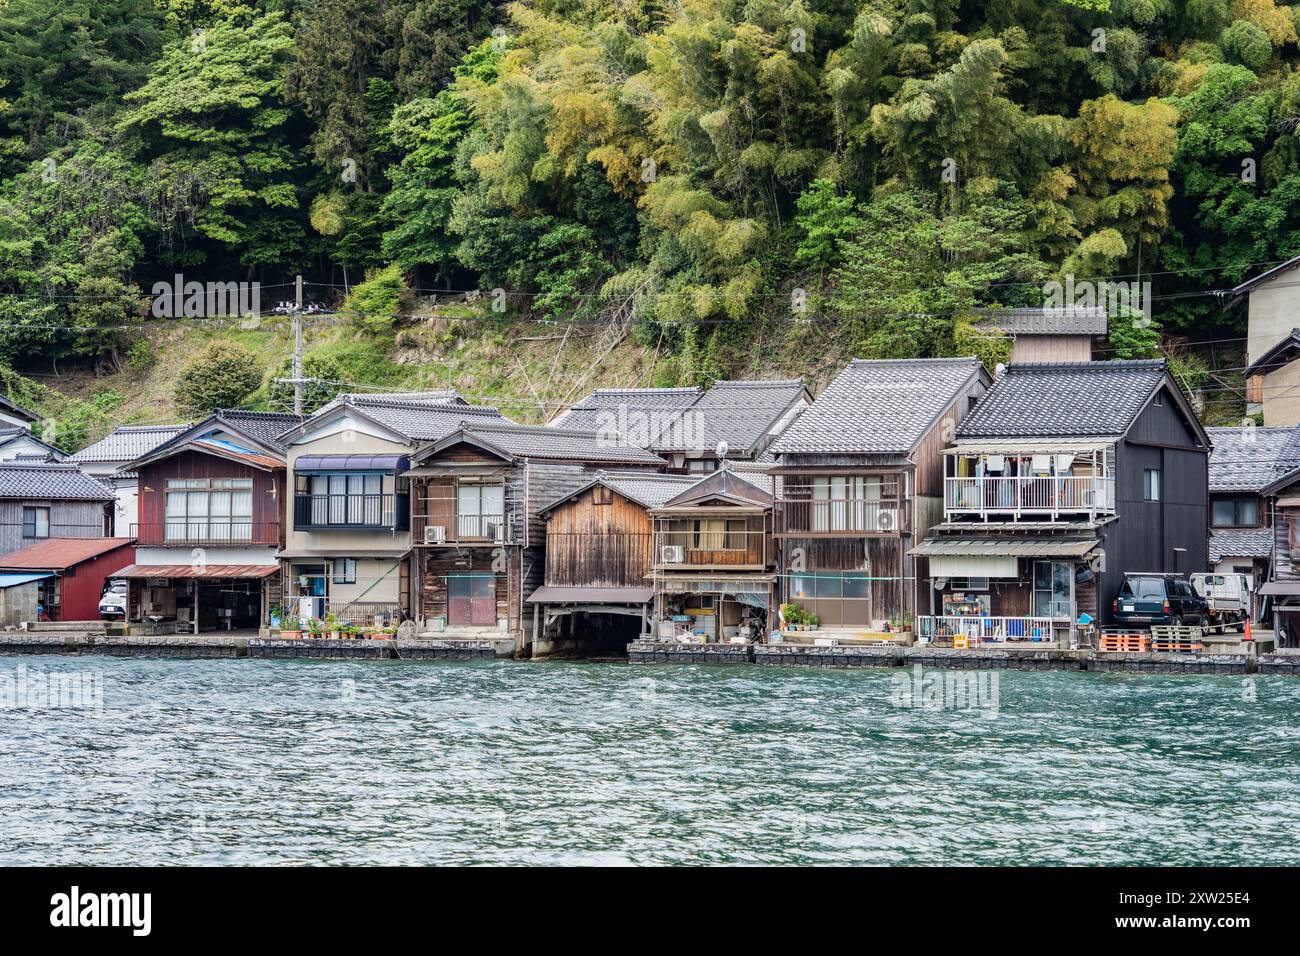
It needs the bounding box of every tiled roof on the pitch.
[1232,253,1300,296]
[771,358,985,455]
[0,537,134,570]
[69,424,191,464]
[974,306,1108,336]
[1209,528,1273,562]
[550,386,704,431]
[660,466,774,509]
[349,401,504,442]
[956,360,1168,439]
[0,426,65,460]
[0,393,39,424]
[650,379,807,456]
[211,410,302,453]
[462,422,666,464]
[538,472,697,514]
[1243,328,1300,378]
[1206,426,1300,492]
[0,463,114,500]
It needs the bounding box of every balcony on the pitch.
[944,476,1115,520]
[776,498,909,536]
[293,493,409,532]
[917,615,1073,644]
[132,521,281,547]
[653,528,768,569]
[412,511,507,546]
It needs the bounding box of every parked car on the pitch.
[99,579,127,621]
[1189,572,1252,633]
[1112,573,1209,627]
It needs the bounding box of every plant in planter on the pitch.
[340,623,359,640]
[807,613,819,631]
[306,618,323,639]
[280,614,301,640]
[324,612,342,639]
[780,602,806,631]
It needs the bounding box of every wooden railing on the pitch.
[944,476,1115,518]
[776,498,909,535]
[917,615,1072,643]
[653,529,768,568]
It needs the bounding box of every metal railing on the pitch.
[944,476,1115,517]
[293,493,409,530]
[413,512,507,544]
[653,529,768,567]
[917,614,1072,643]
[131,521,280,546]
[776,498,908,534]
[288,599,403,628]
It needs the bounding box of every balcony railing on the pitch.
[917,615,1072,643]
[776,498,909,535]
[412,512,507,545]
[293,493,409,531]
[653,529,768,568]
[132,521,281,546]
[944,476,1115,518]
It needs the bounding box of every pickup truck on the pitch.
[1189,572,1252,633]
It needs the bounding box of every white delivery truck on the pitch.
[1189,572,1253,633]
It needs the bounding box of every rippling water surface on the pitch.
[2,656,1299,865]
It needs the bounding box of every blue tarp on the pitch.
[0,572,54,589]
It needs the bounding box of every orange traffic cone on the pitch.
[1244,617,1252,642]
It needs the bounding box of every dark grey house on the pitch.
[913,360,1210,640]
[0,463,116,555]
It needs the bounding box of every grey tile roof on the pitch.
[660,466,774,508]
[0,463,114,500]
[1209,527,1272,562]
[974,306,1108,336]
[1232,253,1300,296]
[771,358,985,455]
[0,427,66,460]
[956,360,1168,439]
[650,379,807,456]
[550,386,703,431]
[294,393,500,443]
[1242,328,1300,378]
[211,410,302,453]
[1206,426,1300,492]
[68,423,191,464]
[539,471,697,514]
[463,422,666,465]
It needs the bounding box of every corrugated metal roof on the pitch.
[910,537,1099,557]
[0,537,134,570]
[526,586,654,604]
[114,564,280,579]
[0,572,53,587]
[296,454,409,471]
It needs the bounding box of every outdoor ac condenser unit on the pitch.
[424,525,447,545]
[874,509,899,532]
[661,545,685,564]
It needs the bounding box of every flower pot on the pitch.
[281,629,301,641]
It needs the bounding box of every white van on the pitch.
[99,579,128,620]
[1189,573,1252,632]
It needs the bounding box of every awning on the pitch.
[114,564,280,579]
[527,586,654,605]
[944,440,1113,455]
[0,572,54,588]
[910,538,1099,558]
[295,454,409,472]
[278,549,411,560]
[1278,497,1300,508]
[1259,581,1300,596]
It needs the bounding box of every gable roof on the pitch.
[68,423,191,465]
[124,409,300,472]
[0,426,67,461]
[422,422,666,466]
[657,466,773,510]
[284,392,503,445]
[1243,328,1300,379]
[0,537,134,571]
[538,471,697,516]
[549,386,703,431]
[0,393,39,425]
[0,463,114,501]
[771,358,988,456]
[955,360,1199,441]
[974,306,1108,336]
[1231,253,1300,297]
[1206,425,1300,493]
[649,379,808,457]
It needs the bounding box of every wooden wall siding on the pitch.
[137,451,282,546]
[420,547,514,626]
[779,535,910,623]
[544,486,654,588]
[656,513,769,567]
[523,462,626,546]
[0,500,108,556]
[1127,386,1202,448]
[1009,335,1092,364]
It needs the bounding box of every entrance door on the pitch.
[449,574,496,625]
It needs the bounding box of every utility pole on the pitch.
[293,274,303,417]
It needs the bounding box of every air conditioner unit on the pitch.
[874,509,899,532]
[661,545,685,564]
[424,525,446,545]
[486,520,503,542]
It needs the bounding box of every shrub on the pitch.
[174,341,262,416]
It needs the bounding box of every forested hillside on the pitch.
[1,0,1299,445]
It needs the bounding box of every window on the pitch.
[809,475,897,531]
[949,577,990,591]
[691,518,747,550]
[1212,498,1258,527]
[332,558,356,585]
[1143,468,1161,501]
[166,478,253,541]
[1033,561,1072,618]
[457,482,505,539]
[687,459,718,474]
[22,506,49,539]
[593,485,612,505]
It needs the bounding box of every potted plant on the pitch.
[324,611,342,639]
[780,602,804,631]
[807,613,819,631]
[280,614,301,640]
[307,618,323,639]
[340,623,359,640]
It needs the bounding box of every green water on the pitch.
[1,656,1297,865]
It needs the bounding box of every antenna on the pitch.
[715,440,729,460]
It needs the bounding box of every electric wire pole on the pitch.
[293,274,303,416]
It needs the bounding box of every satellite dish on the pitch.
[715,440,729,460]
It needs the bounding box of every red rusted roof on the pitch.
[114,563,280,579]
[0,537,135,570]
